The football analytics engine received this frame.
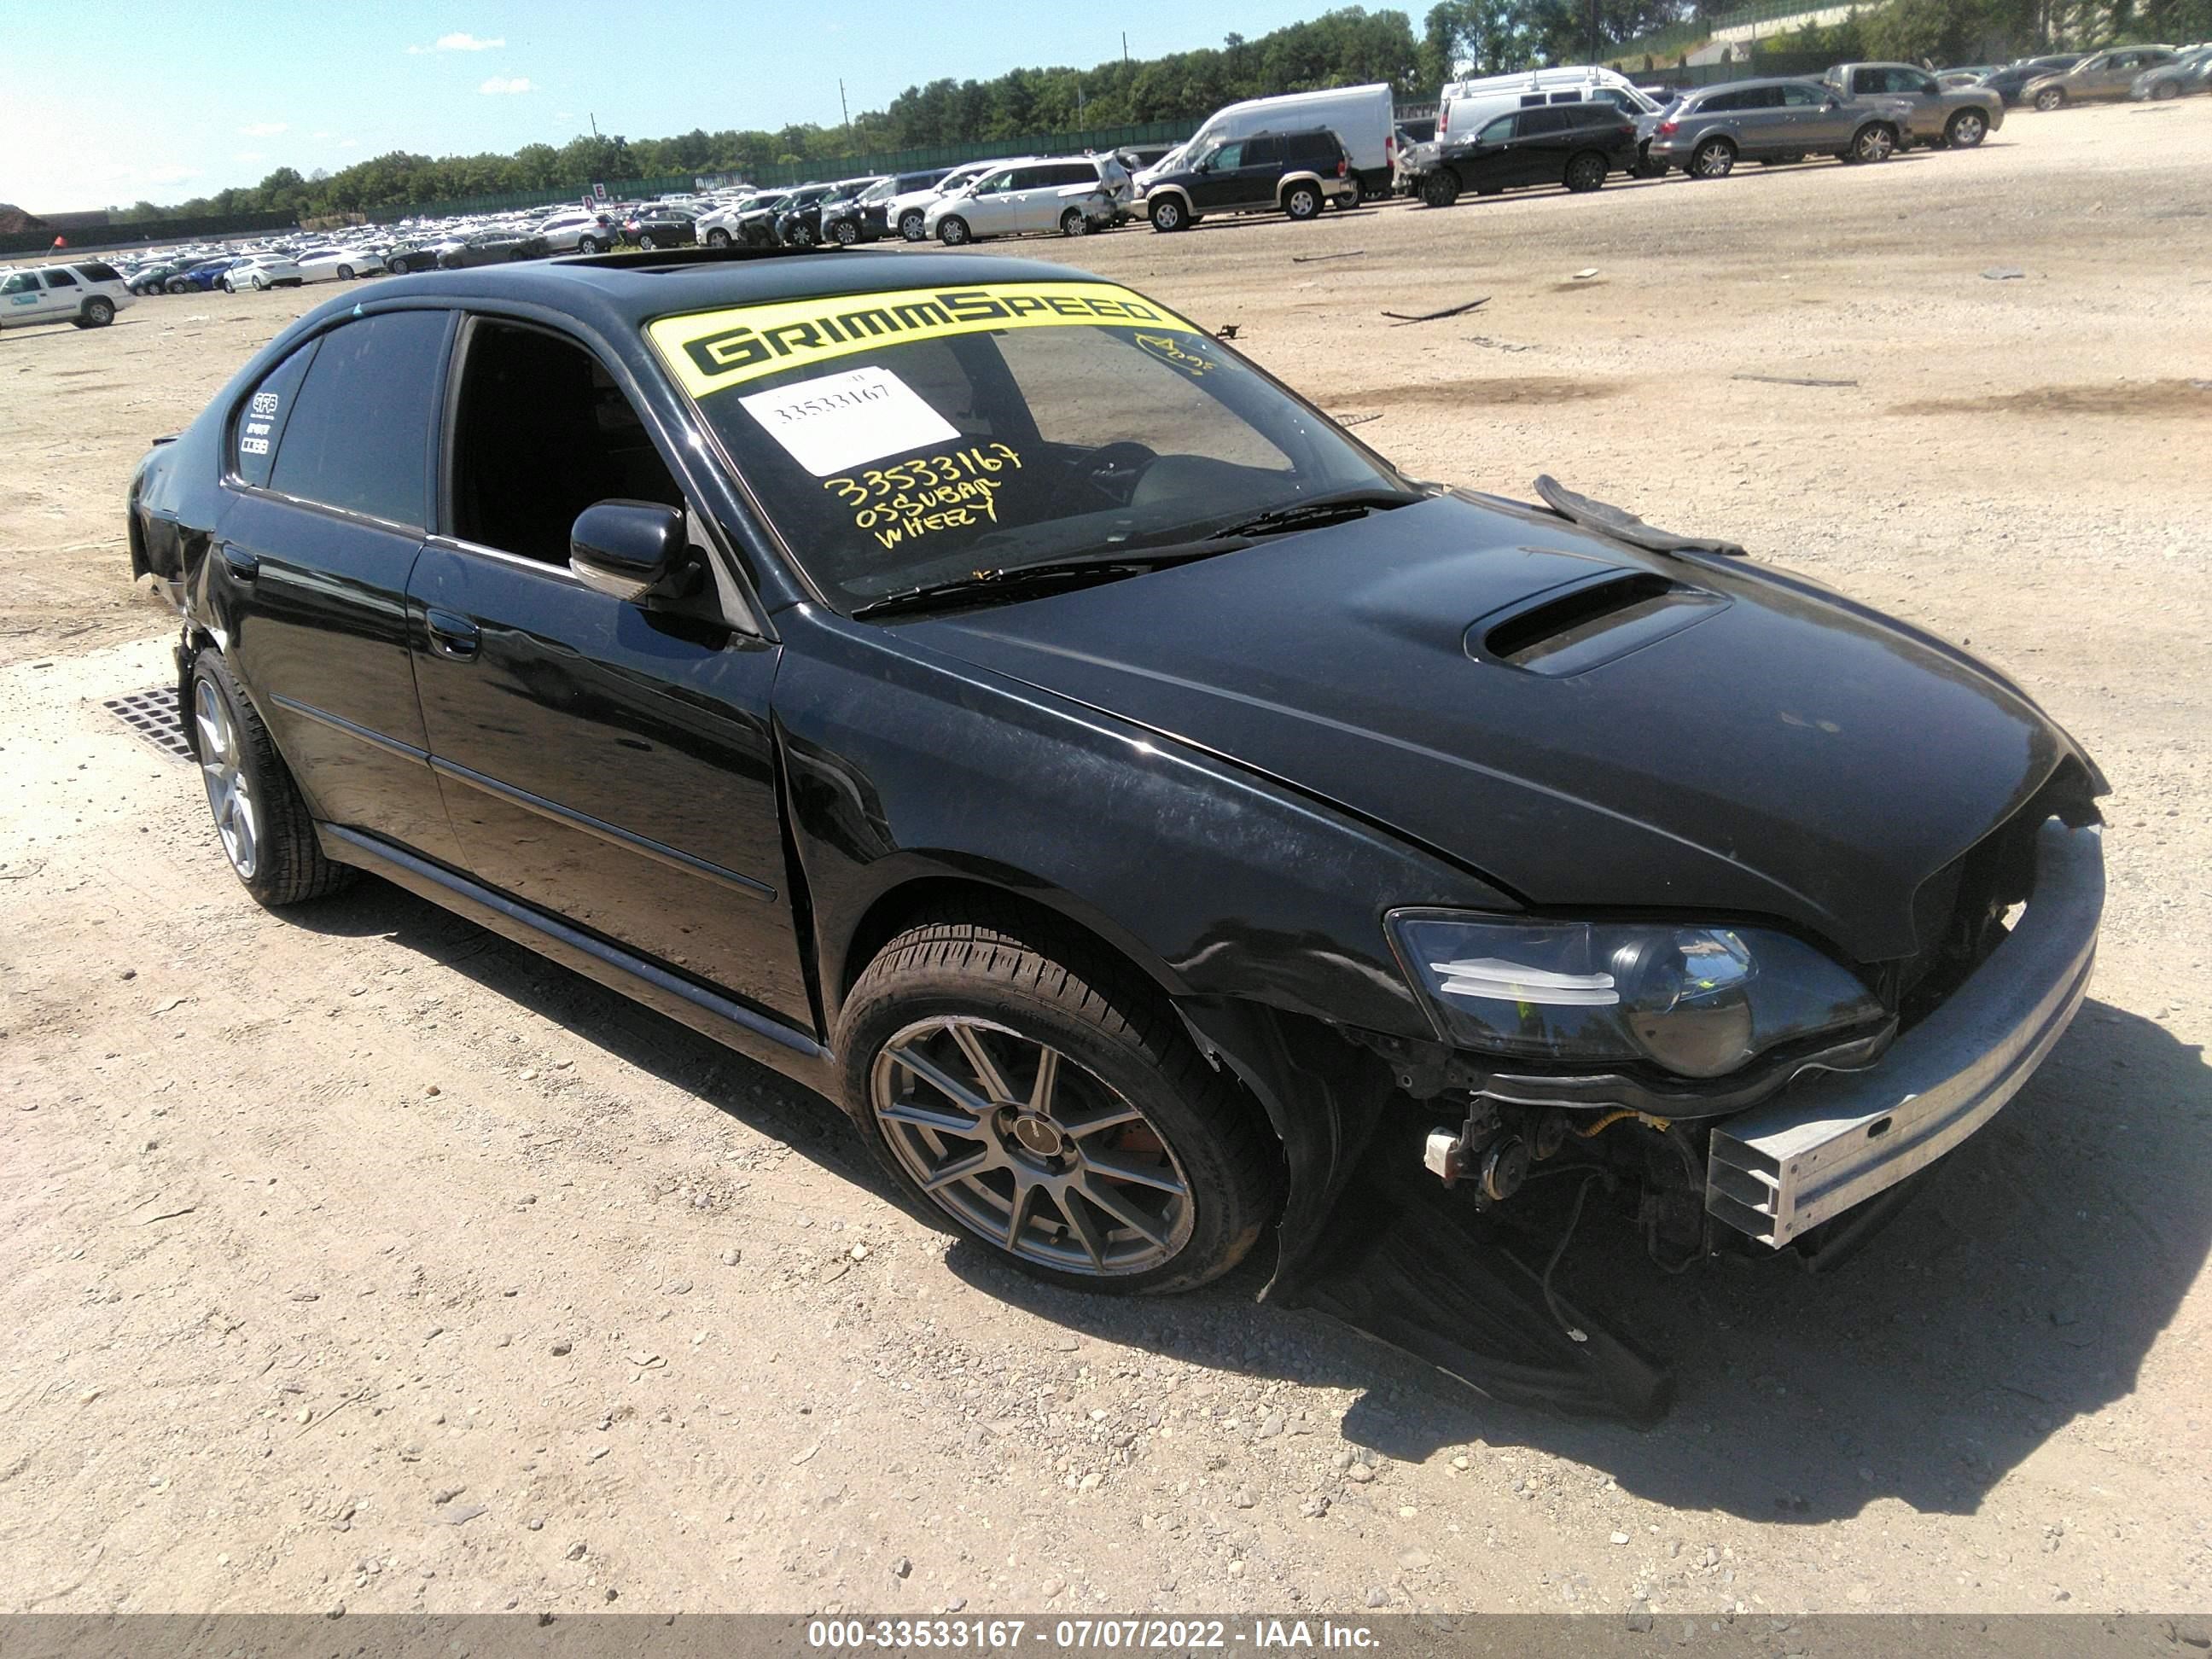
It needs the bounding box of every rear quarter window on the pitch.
[231,338,321,491]
[77,262,122,283]
[267,310,450,527]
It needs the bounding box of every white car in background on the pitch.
[220,255,303,292]
[0,260,136,330]
[696,196,767,247]
[925,156,1121,245]
[535,210,618,253]
[889,160,1020,242]
[294,247,386,282]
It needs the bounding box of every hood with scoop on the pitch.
[899,491,2094,965]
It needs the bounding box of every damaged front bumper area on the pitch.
[1707,818,2104,1249]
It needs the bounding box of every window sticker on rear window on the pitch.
[647,281,1205,397]
[737,364,960,477]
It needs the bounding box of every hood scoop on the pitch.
[1474,570,1727,677]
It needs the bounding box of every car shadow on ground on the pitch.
[291,874,2210,1522]
[949,997,2210,1522]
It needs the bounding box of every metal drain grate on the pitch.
[102,686,192,761]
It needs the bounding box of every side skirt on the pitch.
[317,823,839,1097]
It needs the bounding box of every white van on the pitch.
[1138,83,1398,199]
[1438,65,1667,138]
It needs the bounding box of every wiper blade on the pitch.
[849,545,1241,620]
[1205,489,1419,541]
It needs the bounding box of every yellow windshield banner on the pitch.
[647,281,1207,397]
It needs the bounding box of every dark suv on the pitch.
[1411,102,1643,206]
[821,169,954,245]
[126,254,2106,1416]
[1139,127,1359,231]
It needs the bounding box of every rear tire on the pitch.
[166,277,189,294]
[189,651,353,908]
[1848,122,1896,164]
[1058,207,1091,237]
[577,235,603,253]
[833,219,861,246]
[1283,183,1323,220]
[1946,109,1989,147]
[82,297,115,326]
[335,264,354,281]
[899,210,927,242]
[1148,196,1187,232]
[839,911,1281,1295]
[937,215,970,246]
[2151,79,2180,100]
[1419,170,1461,208]
[1563,151,1608,193]
[706,228,732,247]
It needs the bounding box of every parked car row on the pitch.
[1937,44,2209,107]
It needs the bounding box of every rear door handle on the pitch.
[218,543,259,584]
[424,608,480,661]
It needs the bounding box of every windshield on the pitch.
[648,280,1406,612]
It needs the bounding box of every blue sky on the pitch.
[4,0,1326,212]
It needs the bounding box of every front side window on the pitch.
[269,309,450,527]
[647,280,1403,611]
[448,320,682,566]
[1,272,39,294]
[1479,114,1516,142]
[1209,143,1245,169]
[1782,82,1825,106]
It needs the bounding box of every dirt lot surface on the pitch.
[3,102,2209,1620]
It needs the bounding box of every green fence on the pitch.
[1616,48,1837,84]
[0,208,297,259]
[1611,0,1860,63]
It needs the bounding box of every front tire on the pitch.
[1419,170,1460,208]
[1283,183,1323,220]
[840,913,1279,1294]
[1691,137,1736,178]
[335,264,354,281]
[706,227,732,247]
[577,235,603,253]
[2151,79,2180,101]
[2034,87,2065,112]
[833,219,861,246]
[936,215,970,246]
[189,652,352,907]
[899,210,927,241]
[1946,109,1989,147]
[1149,195,1187,232]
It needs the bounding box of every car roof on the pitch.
[294,249,1113,334]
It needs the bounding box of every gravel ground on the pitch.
[1,99,2208,1618]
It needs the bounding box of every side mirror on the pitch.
[569,500,691,603]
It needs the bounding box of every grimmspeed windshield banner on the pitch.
[647,282,1208,396]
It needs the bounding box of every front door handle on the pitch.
[218,543,259,584]
[424,608,480,661]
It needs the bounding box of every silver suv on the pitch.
[0,260,136,331]
[1646,77,1912,178]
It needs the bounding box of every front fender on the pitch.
[772,607,1514,1041]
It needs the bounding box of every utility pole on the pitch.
[839,79,851,130]
[1122,31,1129,67]
[1589,0,1600,64]
[589,112,601,139]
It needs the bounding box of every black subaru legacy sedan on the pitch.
[128,251,2104,1361]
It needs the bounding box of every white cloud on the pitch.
[478,75,533,95]
[238,121,288,138]
[312,129,335,139]
[410,31,504,52]
[234,150,267,164]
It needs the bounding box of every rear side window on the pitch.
[43,269,79,288]
[1519,108,1574,135]
[1050,163,1095,187]
[269,310,450,527]
[232,338,320,489]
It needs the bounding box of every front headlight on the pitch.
[1387,911,1883,1080]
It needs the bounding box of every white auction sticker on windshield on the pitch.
[736,365,959,477]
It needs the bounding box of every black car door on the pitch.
[1231,136,1285,207]
[1456,112,1522,189]
[1190,141,1250,210]
[404,313,813,1027]
[1508,108,1574,182]
[212,306,465,864]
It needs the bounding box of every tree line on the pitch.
[120,0,2197,223]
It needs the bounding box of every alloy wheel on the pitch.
[870,1016,1196,1277]
[1952,112,1987,145]
[1856,125,1895,162]
[195,678,259,879]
